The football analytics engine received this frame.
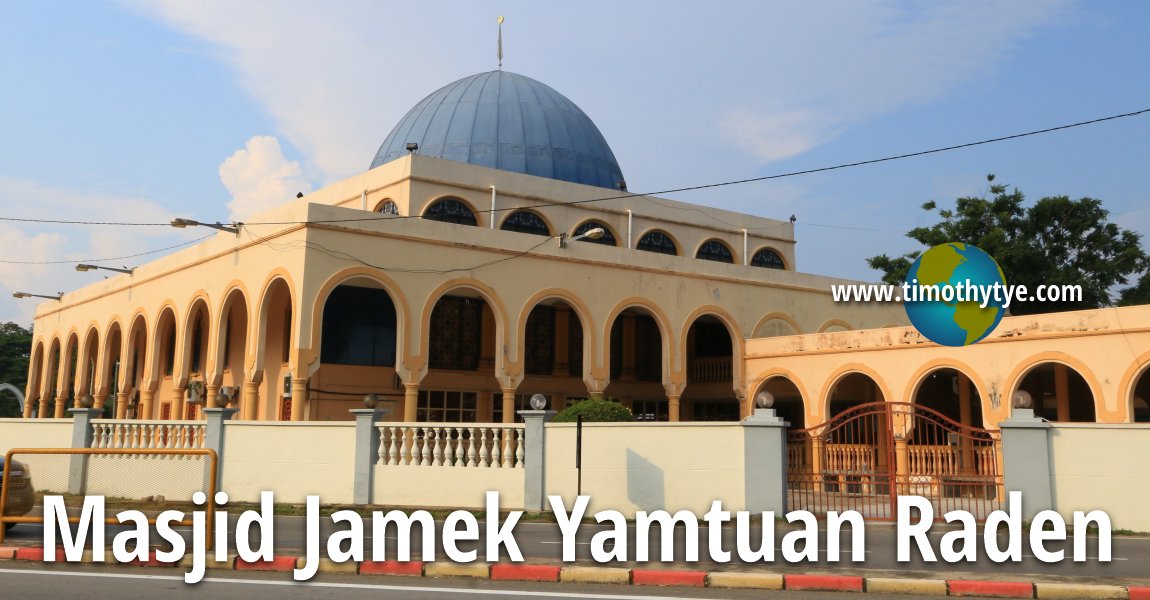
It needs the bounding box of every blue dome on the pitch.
[370,71,625,190]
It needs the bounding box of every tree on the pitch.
[867,176,1149,315]
[0,322,33,417]
[552,397,634,422]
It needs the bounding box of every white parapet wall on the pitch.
[544,422,746,515]
[0,418,74,455]
[1049,423,1150,532]
[220,421,357,504]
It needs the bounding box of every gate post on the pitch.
[743,408,789,513]
[67,407,101,495]
[351,408,388,505]
[203,407,239,491]
[999,408,1053,519]
[519,409,557,511]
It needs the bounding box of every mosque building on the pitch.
[20,69,903,424]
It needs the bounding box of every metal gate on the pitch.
[786,402,1003,520]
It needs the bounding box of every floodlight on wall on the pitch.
[76,263,134,275]
[529,394,548,410]
[170,218,240,235]
[559,227,605,248]
[12,291,61,301]
[405,142,419,153]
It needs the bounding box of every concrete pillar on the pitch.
[667,394,681,422]
[350,408,388,504]
[205,385,220,410]
[54,396,68,418]
[140,389,155,420]
[1055,364,1070,422]
[743,408,789,513]
[518,409,557,511]
[290,378,308,422]
[958,373,975,473]
[114,392,128,420]
[502,387,517,424]
[894,437,909,494]
[203,407,239,491]
[999,408,1053,519]
[37,397,50,419]
[67,408,102,495]
[403,383,419,423]
[93,393,106,411]
[242,381,259,420]
[171,387,185,420]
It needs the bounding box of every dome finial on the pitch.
[497,16,505,69]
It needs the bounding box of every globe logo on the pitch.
[903,243,1007,347]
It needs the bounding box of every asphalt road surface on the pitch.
[3,515,1146,586]
[0,563,968,600]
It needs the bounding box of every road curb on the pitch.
[631,568,706,587]
[360,560,424,576]
[785,573,865,592]
[234,555,299,573]
[866,577,949,595]
[3,549,1150,598]
[490,564,561,582]
[948,580,1034,598]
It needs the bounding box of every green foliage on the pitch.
[0,322,33,417]
[552,397,634,423]
[867,175,1150,315]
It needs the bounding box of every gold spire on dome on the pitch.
[497,16,504,69]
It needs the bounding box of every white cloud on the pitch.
[121,0,1074,200]
[0,176,197,326]
[219,135,311,222]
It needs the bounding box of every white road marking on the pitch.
[0,568,717,599]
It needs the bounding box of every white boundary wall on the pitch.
[1050,423,1150,532]
[221,421,357,504]
[544,422,746,514]
[0,418,73,455]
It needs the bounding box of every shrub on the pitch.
[552,397,634,423]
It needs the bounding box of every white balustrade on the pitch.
[377,424,525,468]
[90,420,206,450]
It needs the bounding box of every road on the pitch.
[3,515,1146,586]
[0,563,962,600]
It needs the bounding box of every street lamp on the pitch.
[559,227,605,248]
[76,264,134,275]
[12,291,61,301]
[170,218,240,235]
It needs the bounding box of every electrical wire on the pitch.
[2,106,1146,229]
[0,234,214,265]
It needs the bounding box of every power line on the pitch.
[0,234,214,265]
[2,106,1147,231]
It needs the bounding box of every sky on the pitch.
[1,1,1149,325]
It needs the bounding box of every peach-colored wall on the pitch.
[745,305,1150,428]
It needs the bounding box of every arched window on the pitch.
[573,221,617,246]
[751,247,785,269]
[636,230,677,255]
[501,210,550,236]
[321,286,397,367]
[696,239,734,263]
[423,198,478,226]
[376,200,400,216]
